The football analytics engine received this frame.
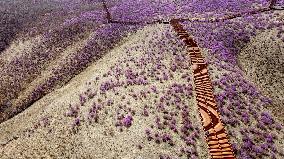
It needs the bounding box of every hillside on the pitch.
[0,0,284,158]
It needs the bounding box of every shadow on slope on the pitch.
[238,30,284,123]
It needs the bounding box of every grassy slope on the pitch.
[0,24,209,159]
[0,1,284,158]
[0,0,107,122]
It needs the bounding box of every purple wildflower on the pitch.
[123,115,133,127]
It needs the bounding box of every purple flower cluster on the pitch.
[115,113,134,130]
[210,52,283,157]
[87,102,103,123]
[63,10,107,26]
[65,104,80,118]
[260,112,275,125]
[122,115,133,128]
[108,0,270,22]
[143,81,201,157]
